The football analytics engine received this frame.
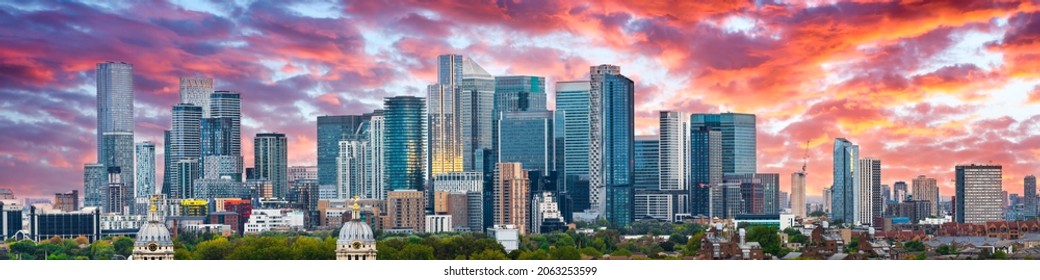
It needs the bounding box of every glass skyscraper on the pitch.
[179,76,213,117]
[556,81,591,213]
[690,113,756,176]
[384,96,426,192]
[316,114,371,186]
[690,126,722,217]
[498,111,554,173]
[367,110,386,200]
[96,62,135,195]
[83,163,106,208]
[254,133,288,198]
[659,111,689,191]
[209,90,242,156]
[460,58,495,172]
[135,142,155,198]
[493,76,547,165]
[428,54,465,180]
[164,104,202,199]
[590,65,635,227]
[633,136,659,190]
[832,138,860,225]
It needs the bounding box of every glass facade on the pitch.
[555,81,590,193]
[165,104,202,198]
[633,136,659,190]
[135,142,156,198]
[96,62,135,193]
[316,115,371,186]
[690,113,756,176]
[460,58,495,172]
[384,96,426,192]
[254,133,288,198]
[498,111,554,173]
[83,163,107,208]
[832,138,859,224]
[594,65,635,227]
[209,91,242,156]
[690,126,721,217]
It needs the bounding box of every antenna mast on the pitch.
[802,140,809,173]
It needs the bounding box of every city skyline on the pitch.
[3,1,1040,199]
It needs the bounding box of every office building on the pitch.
[495,162,530,234]
[428,54,465,180]
[104,168,132,214]
[289,166,318,183]
[690,113,756,175]
[1025,175,1037,219]
[659,111,690,191]
[493,75,547,168]
[589,65,635,227]
[209,90,242,156]
[791,171,806,218]
[1,202,22,240]
[317,114,372,186]
[857,158,881,225]
[84,163,107,208]
[459,58,495,172]
[28,206,102,242]
[955,164,1003,224]
[96,62,135,197]
[912,175,940,217]
[384,96,426,191]
[832,138,859,224]
[556,80,591,212]
[165,104,202,198]
[135,142,156,198]
[690,126,722,217]
[55,190,79,212]
[194,178,247,199]
[823,187,832,213]
[634,136,660,190]
[200,116,243,182]
[634,190,674,222]
[893,181,909,202]
[254,133,288,198]
[530,191,565,234]
[710,182,743,219]
[498,111,555,173]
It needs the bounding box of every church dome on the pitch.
[338,219,374,244]
[135,220,174,247]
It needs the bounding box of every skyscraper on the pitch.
[254,133,288,198]
[83,163,106,208]
[633,136,660,190]
[659,111,690,192]
[912,175,939,216]
[135,142,156,198]
[791,171,806,218]
[832,138,859,225]
[1025,175,1037,219]
[955,164,1003,224]
[690,126,722,217]
[493,76,547,168]
[317,115,371,186]
[690,113,756,176]
[179,76,213,117]
[428,54,465,180]
[200,117,242,181]
[384,96,426,192]
[857,158,880,225]
[367,111,386,200]
[497,111,554,173]
[556,81,591,212]
[96,62,135,195]
[893,181,908,202]
[209,90,242,156]
[589,65,635,227]
[459,58,495,172]
[338,137,368,199]
[164,104,202,198]
[495,162,530,234]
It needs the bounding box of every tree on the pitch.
[517,249,550,260]
[612,248,633,257]
[902,241,925,252]
[746,226,784,256]
[290,237,333,260]
[470,248,509,260]
[683,232,703,256]
[935,244,958,255]
[992,251,1009,260]
[74,236,90,246]
[9,240,36,259]
[580,247,602,259]
[112,236,134,257]
[549,246,581,260]
[397,243,435,260]
[89,240,115,260]
[193,237,234,260]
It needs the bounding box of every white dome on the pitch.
[135,220,173,246]
[337,219,374,245]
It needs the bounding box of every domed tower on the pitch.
[337,197,377,260]
[132,202,174,260]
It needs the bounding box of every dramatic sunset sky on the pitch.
[2,0,1039,199]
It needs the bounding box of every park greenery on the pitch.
[1,220,802,260]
